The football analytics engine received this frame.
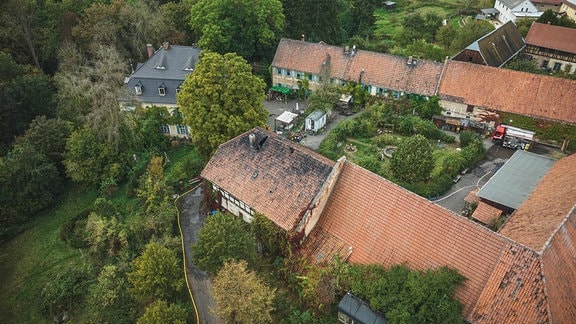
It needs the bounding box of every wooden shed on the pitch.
[305,110,327,133]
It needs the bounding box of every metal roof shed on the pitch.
[274,111,298,131]
[477,150,556,210]
[305,110,327,133]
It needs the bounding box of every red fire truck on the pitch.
[492,125,535,150]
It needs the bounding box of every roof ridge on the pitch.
[540,203,576,254]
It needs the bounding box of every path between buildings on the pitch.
[177,187,222,324]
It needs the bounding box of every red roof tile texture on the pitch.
[438,60,576,124]
[470,245,548,323]
[272,38,444,96]
[499,153,576,251]
[464,188,480,204]
[201,128,335,231]
[309,161,512,317]
[541,211,576,322]
[471,201,503,225]
[525,22,576,54]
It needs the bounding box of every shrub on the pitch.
[372,134,401,147]
[459,130,483,148]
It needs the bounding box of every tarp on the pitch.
[269,86,291,95]
[276,111,298,124]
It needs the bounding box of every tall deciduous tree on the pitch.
[212,260,275,323]
[282,0,349,44]
[189,0,284,60]
[391,134,434,183]
[0,52,56,154]
[0,142,61,225]
[192,212,257,274]
[72,0,165,61]
[127,242,183,305]
[178,52,268,157]
[137,300,188,324]
[88,264,135,323]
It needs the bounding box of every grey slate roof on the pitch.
[338,292,387,324]
[121,44,201,105]
[455,21,525,67]
[499,0,526,8]
[477,150,556,209]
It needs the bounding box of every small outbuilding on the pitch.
[305,110,327,133]
[274,111,299,133]
[338,292,387,324]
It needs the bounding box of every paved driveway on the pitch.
[177,187,222,324]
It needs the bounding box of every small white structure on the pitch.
[494,0,542,24]
[275,111,298,132]
[306,110,327,133]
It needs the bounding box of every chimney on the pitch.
[162,42,170,50]
[249,133,256,149]
[301,34,305,42]
[146,44,154,58]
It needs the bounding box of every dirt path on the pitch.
[177,187,222,324]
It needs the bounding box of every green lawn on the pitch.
[0,187,98,323]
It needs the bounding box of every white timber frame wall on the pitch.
[212,183,255,223]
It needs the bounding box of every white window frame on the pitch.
[176,125,188,135]
[158,86,166,96]
[160,124,170,134]
[135,84,142,95]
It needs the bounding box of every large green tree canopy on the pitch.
[391,134,434,183]
[189,0,284,60]
[191,212,257,274]
[177,51,268,157]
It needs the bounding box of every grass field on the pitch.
[0,187,98,323]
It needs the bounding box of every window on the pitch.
[158,84,166,96]
[466,105,474,113]
[160,125,170,134]
[541,60,549,69]
[553,62,562,72]
[286,70,291,76]
[134,82,143,95]
[176,84,182,94]
[176,125,188,135]
[276,68,281,74]
[296,73,301,79]
[307,74,313,81]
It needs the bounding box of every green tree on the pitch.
[137,300,188,324]
[0,52,56,154]
[127,242,183,305]
[88,264,135,323]
[212,260,275,323]
[0,142,61,225]
[536,9,576,28]
[450,20,494,52]
[391,134,434,183]
[397,13,442,46]
[178,52,268,157]
[192,212,257,274]
[189,0,284,60]
[15,116,72,171]
[414,96,443,120]
[282,0,350,45]
[515,18,535,37]
[63,127,119,187]
[85,211,129,257]
[459,130,483,148]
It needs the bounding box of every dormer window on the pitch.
[158,83,166,96]
[134,81,143,95]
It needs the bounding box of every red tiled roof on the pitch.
[305,161,512,317]
[471,201,503,225]
[499,153,576,251]
[464,188,480,204]
[438,60,576,124]
[272,38,443,96]
[541,211,576,322]
[470,245,548,323]
[532,0,562,4]
[200,128,335,231]
[525,22,576,54]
